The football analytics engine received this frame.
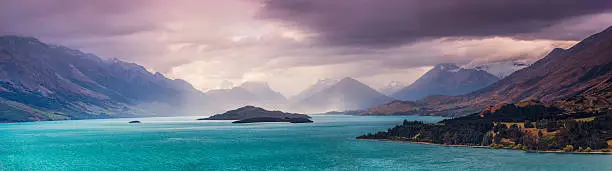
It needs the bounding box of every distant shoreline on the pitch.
[357,138,612,155]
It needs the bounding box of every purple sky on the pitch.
[1,0,611,96]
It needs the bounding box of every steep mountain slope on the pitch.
[290,77,395,113]
[473,27,612,102]
[392,63,499,100]
[362,26,612,117]
[0,36,206,122]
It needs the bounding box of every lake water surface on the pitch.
[1,115,610,170]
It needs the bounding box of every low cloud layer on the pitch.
[1,0,610,96]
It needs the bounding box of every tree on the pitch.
[491,144,504,149]
[513,144,522,150]
[536,119,548,129]
[522,132,537,150]
[494,123,508,133]
[524,120,534,128]
[536,130,544,150]
[481,131,493,146]
[563,145,574,152]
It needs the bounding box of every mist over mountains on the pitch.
[0,36,206,122]
[379,81,405,96]
[205,81,287,113]
[473,61,530,78]
[0,36,408,121]
[2,26,610,122]
[288,77,395,113]
[290,79,338,102]
[0,35,527,122]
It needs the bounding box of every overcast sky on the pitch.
[1,0,611,97]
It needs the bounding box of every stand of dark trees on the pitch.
[357,119,493,146]
[358,110,612,151]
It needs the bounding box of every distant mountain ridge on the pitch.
[205,81,287,112]
[4,26,610,122]
[379,81,405,96]
[0,36,395,122]
[238,81,287,103]
[289,77,394,113]
[362,26,612,117]
[392,63,500,100]
[0,36,206,122]
[291,78,338,102]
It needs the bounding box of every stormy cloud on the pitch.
[0,0,609,96]
[260,0,612,47]
[0,0,158,39]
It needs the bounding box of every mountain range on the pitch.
[0,36,206,122]
[362,26,612,117]
[289,77,395,113]
[2,26,610,122]
[205,81,287,112]
[379,81,405,96]
[392,63,500,100]
[290,78,338,102]
[0,35,400,122]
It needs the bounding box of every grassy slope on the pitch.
[0,99,69,122]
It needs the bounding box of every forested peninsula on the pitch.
[358,100,612,153]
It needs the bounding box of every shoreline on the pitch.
[357,138,612,155]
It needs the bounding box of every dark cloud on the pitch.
[259,0,612,47]
[0,0,157,39]
[0,0,604,95]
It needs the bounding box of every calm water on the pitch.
[1,115,611,171]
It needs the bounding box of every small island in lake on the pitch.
[198,106,313,124]
[358,99,612,153]
[128,121,141,123]
[232,117,313,123]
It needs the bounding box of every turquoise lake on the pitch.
[1,115,611,171]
